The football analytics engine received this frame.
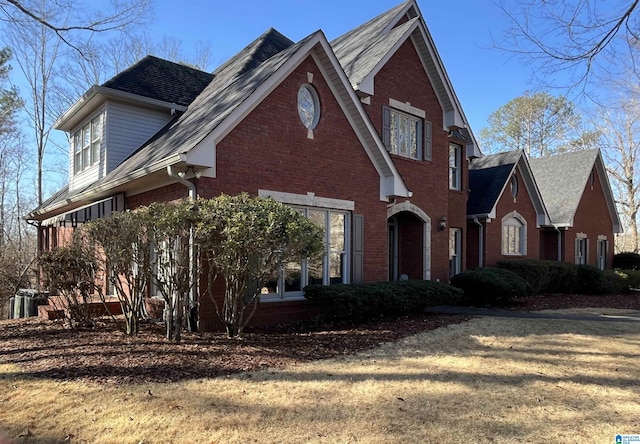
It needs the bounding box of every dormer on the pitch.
[55,56,213,192]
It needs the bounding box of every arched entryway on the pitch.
[387,202,431,280]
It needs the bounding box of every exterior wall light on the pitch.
[439,215,447,231]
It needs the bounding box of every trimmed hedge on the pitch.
[497,259,627,295]
[613,252,640,270]
[496,259,577,294]
[303,280,463,322]
[450,267,532,307]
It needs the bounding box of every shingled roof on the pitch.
[102,30,308,184]
[101,55,214,107]
[331,1,415,90]
[212,28,294,89]
[529,149,600,226]
[468,151,522,217]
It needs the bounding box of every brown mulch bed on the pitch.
[0,293,638,385]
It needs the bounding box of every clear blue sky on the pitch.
[150,0,536,134]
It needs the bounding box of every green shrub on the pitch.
[605,269,640,293]
[575,264,612,294]
[496,259,578,294]
[495,259,550,294]
[450,267,532,307]
[613,252,640,270]
[304,280,463,322]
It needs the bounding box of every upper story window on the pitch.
[449,143,461,190]
[73,114,102,174]
[382,105,432,161]
[390,108,422,159]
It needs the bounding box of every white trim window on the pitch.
[73,114,102,174]
[261,207,350,300]
[575,235,588,265]
[597,238,608,270]
[449,143,461,190]
[382,106,424,160]
[449,228,462,278]
[502,211,527,256]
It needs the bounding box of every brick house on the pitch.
[27,1,480,330]
[530,149,621,269]
[467,149,621,270]
[467,150,550,268]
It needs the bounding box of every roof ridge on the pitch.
[212,27,294,82]
[331,1,411,48]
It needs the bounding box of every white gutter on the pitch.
[167,165,198,332]
[552,224,562,261]
[473,217,484,268]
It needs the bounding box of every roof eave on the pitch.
[55,86,188,131]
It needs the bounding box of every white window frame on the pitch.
[575,234,588,265]
[501,211,527,256]
[261,206,351,302]
[73,113,102,175]
[597,237,608,270]
[449,143,461,190]
[389,108,423,160]
[449,228,462,278]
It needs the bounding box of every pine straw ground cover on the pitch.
[0,293,638,443]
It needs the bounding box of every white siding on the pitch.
[68,101,174,192]
[105,101,174,173]
[69,107,106,192]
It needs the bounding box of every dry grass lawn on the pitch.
[1,311,639,443]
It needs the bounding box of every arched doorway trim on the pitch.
[387,202,431,280]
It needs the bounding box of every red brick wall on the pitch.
[483,166,541,267]
[127,56,389,330]
[564,167,615,268]
[364,39,468,281]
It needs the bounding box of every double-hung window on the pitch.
[596,238,608,270]
[449,228,462,278]
[73,114,102,174]
[449,143,461,190]
[502,212,526,256]
[262,207,350,300]
[575,236,588,265]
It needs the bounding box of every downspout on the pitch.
[552,224,562,261]
[473,217,483,267]
[167,165,198,332]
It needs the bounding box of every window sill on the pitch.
[260,293,307,303]
[390,153,423,163]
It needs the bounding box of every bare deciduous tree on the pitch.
[496,0,640,91]
[597,99,640,252]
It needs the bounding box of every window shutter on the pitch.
[424,120,432,161]
[382,106,391,150]
[416,120,423,159]
[586,239,590,265]
[352,214,364,284]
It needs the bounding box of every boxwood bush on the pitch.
[303,280,463,322]
[496,259,577,294]
[605,269,640,293]
[450,267,532,306]
[613,252,640,270]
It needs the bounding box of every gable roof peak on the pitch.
[211,27,295,88]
